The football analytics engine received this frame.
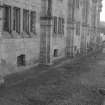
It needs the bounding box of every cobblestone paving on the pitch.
[0,50,105,105]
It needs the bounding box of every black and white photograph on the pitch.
[0,0,104,105]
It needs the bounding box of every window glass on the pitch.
[13,7,20,33]
[23,9,29,34]
[53,16,57,34]
[30,11,36,34]
[3,5,11,32]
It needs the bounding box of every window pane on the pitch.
[30,11,36,33]
[3,5,11,32]
[58,17,61,34]
[76,22,80,35]
[23,9,29,34]
[62,18,64,34]
[13,7,20,33]
[53,16,57,34]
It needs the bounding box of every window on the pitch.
[13,7,20,33]
[53,17,64,36]
[83,0,89,24]
[71,0,75,21]
[76,0,79,8]
[62,18,64,34]
[53,16,57,34]
[58,17,61,34]
[58,17,64,35]
[3,5,36,37]
[41,0,48,16]
[76,22,80,35]
[17,54,26,66]
[23,9,29,34]
[30,11,36,34]
[85,0,89,24]
[3,5,11,32]
[54,49,58,57]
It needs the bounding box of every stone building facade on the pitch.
[0,0,102,75]
[0,0,41,68]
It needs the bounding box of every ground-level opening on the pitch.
[17,54,26,66]
[54,49,59,57]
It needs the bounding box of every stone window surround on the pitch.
[3,4,36,38]
[53,16,64,36]
[3,5,11,33]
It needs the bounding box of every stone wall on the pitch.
[51,0,68,60]
[0,0,102,74]
[0,38,40,76]
[0,0,41,70]
[1,38,40,65]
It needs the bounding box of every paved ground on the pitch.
[0,50,105,105]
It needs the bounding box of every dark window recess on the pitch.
[3,5,11,32]
[30,11,36,34]
[54,49,58,57]
[53,16,57,34]
[76,0,80,8]
[58,17,61,34]
[62,18,64,34]
[23,9,29,34]
[17,54,26,66]
[76,22,80,35]
[13,7,20,33]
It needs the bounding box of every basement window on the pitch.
[54,49,58,57]
[17,54,26,66]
